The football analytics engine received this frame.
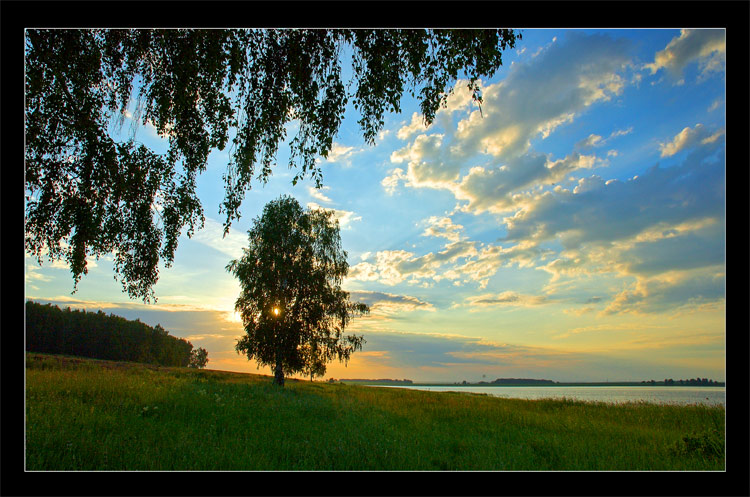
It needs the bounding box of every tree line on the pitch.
[25,301,207,368]
[640,378,724,386]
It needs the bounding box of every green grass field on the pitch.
[25,353,725,471]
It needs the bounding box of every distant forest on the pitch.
[25,301,196,367]
[640,378,724,386]
[338,379,414,385]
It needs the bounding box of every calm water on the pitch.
[372,385,726,406]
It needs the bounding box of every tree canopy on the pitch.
[24,28,521,302]
[226,195,369,386]
[188,347,209,369]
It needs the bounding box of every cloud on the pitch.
[190,217,248,260]
[448,241,548,288]
[499,131,724,315]
[338,329,596,381]
[440,79,480,116]
[306,202,362,230]
[575,127,632,151]
[307,185,332,203]
[659,123,725,157]
[454,151,598,214]
[575,134,603,150]
[390,133,461,190]
[383,32,632,201]
[347,236,552,291]
[708,98,723,112]
[465,291,549,309]
[421,216,465,243]
[397,112,430,140]
[371,32,725,319]
[503,132,725,251]
[347,241,479,286]
[538,217,725,317]
[381,167,408,195]
[591,218,725,316]
[449,32,631,162]
[602,266,724,316]
[645,29,725,80]
[620,221,724,277]
[348,290,435,316]
[321,142,361,166]
[25,264,52,284]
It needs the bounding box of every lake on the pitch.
[371,385,726,406]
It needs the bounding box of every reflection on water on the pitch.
[372,385,726,406]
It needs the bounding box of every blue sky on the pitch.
[25,29,726,382]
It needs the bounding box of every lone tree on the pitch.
[227,195,369,386]
[24,28,521,302]
[188,347,209,369]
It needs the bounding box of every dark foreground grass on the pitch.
[25,353,725,471]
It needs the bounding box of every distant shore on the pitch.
[339,379,725,387]
[410,382,726,387]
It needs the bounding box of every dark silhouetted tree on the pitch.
[188,347,209,369]
[25,28,521,302]
[227,195,369,386]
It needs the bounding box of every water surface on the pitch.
[372,385,725,406]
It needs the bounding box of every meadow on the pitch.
[25,353,725,471]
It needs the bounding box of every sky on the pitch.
[25,29,727,383]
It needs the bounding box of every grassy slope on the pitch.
[25,353,725,471]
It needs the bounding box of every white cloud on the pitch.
[465,291,549,309]
[382,32,633,207]
[576,127,633,151]
[440,79,480,115]
[307,185,333,203]
[190,217,248,260]
[381,167,408,195]
[306,202,362,230]
[397,112,429,140]
[389,133,465,191]
[321,142,361,165]
[645,29,725,80]
[450,32,631,162]
[25,264,52,283]
[347,236,551,291]
[659,123,724,157]
[349,290,436,316]
[347,241,479,287]
[421,216,465,243]
[575,134,603,150]
[454,151,598,214]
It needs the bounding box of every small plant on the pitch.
[673,429,724,459]
[139,405,159,418]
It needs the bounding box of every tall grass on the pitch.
[25,353,725,471]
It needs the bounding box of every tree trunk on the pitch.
[273,314,284,386]
[274,362,285,386]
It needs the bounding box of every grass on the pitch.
[25,353,725,471]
